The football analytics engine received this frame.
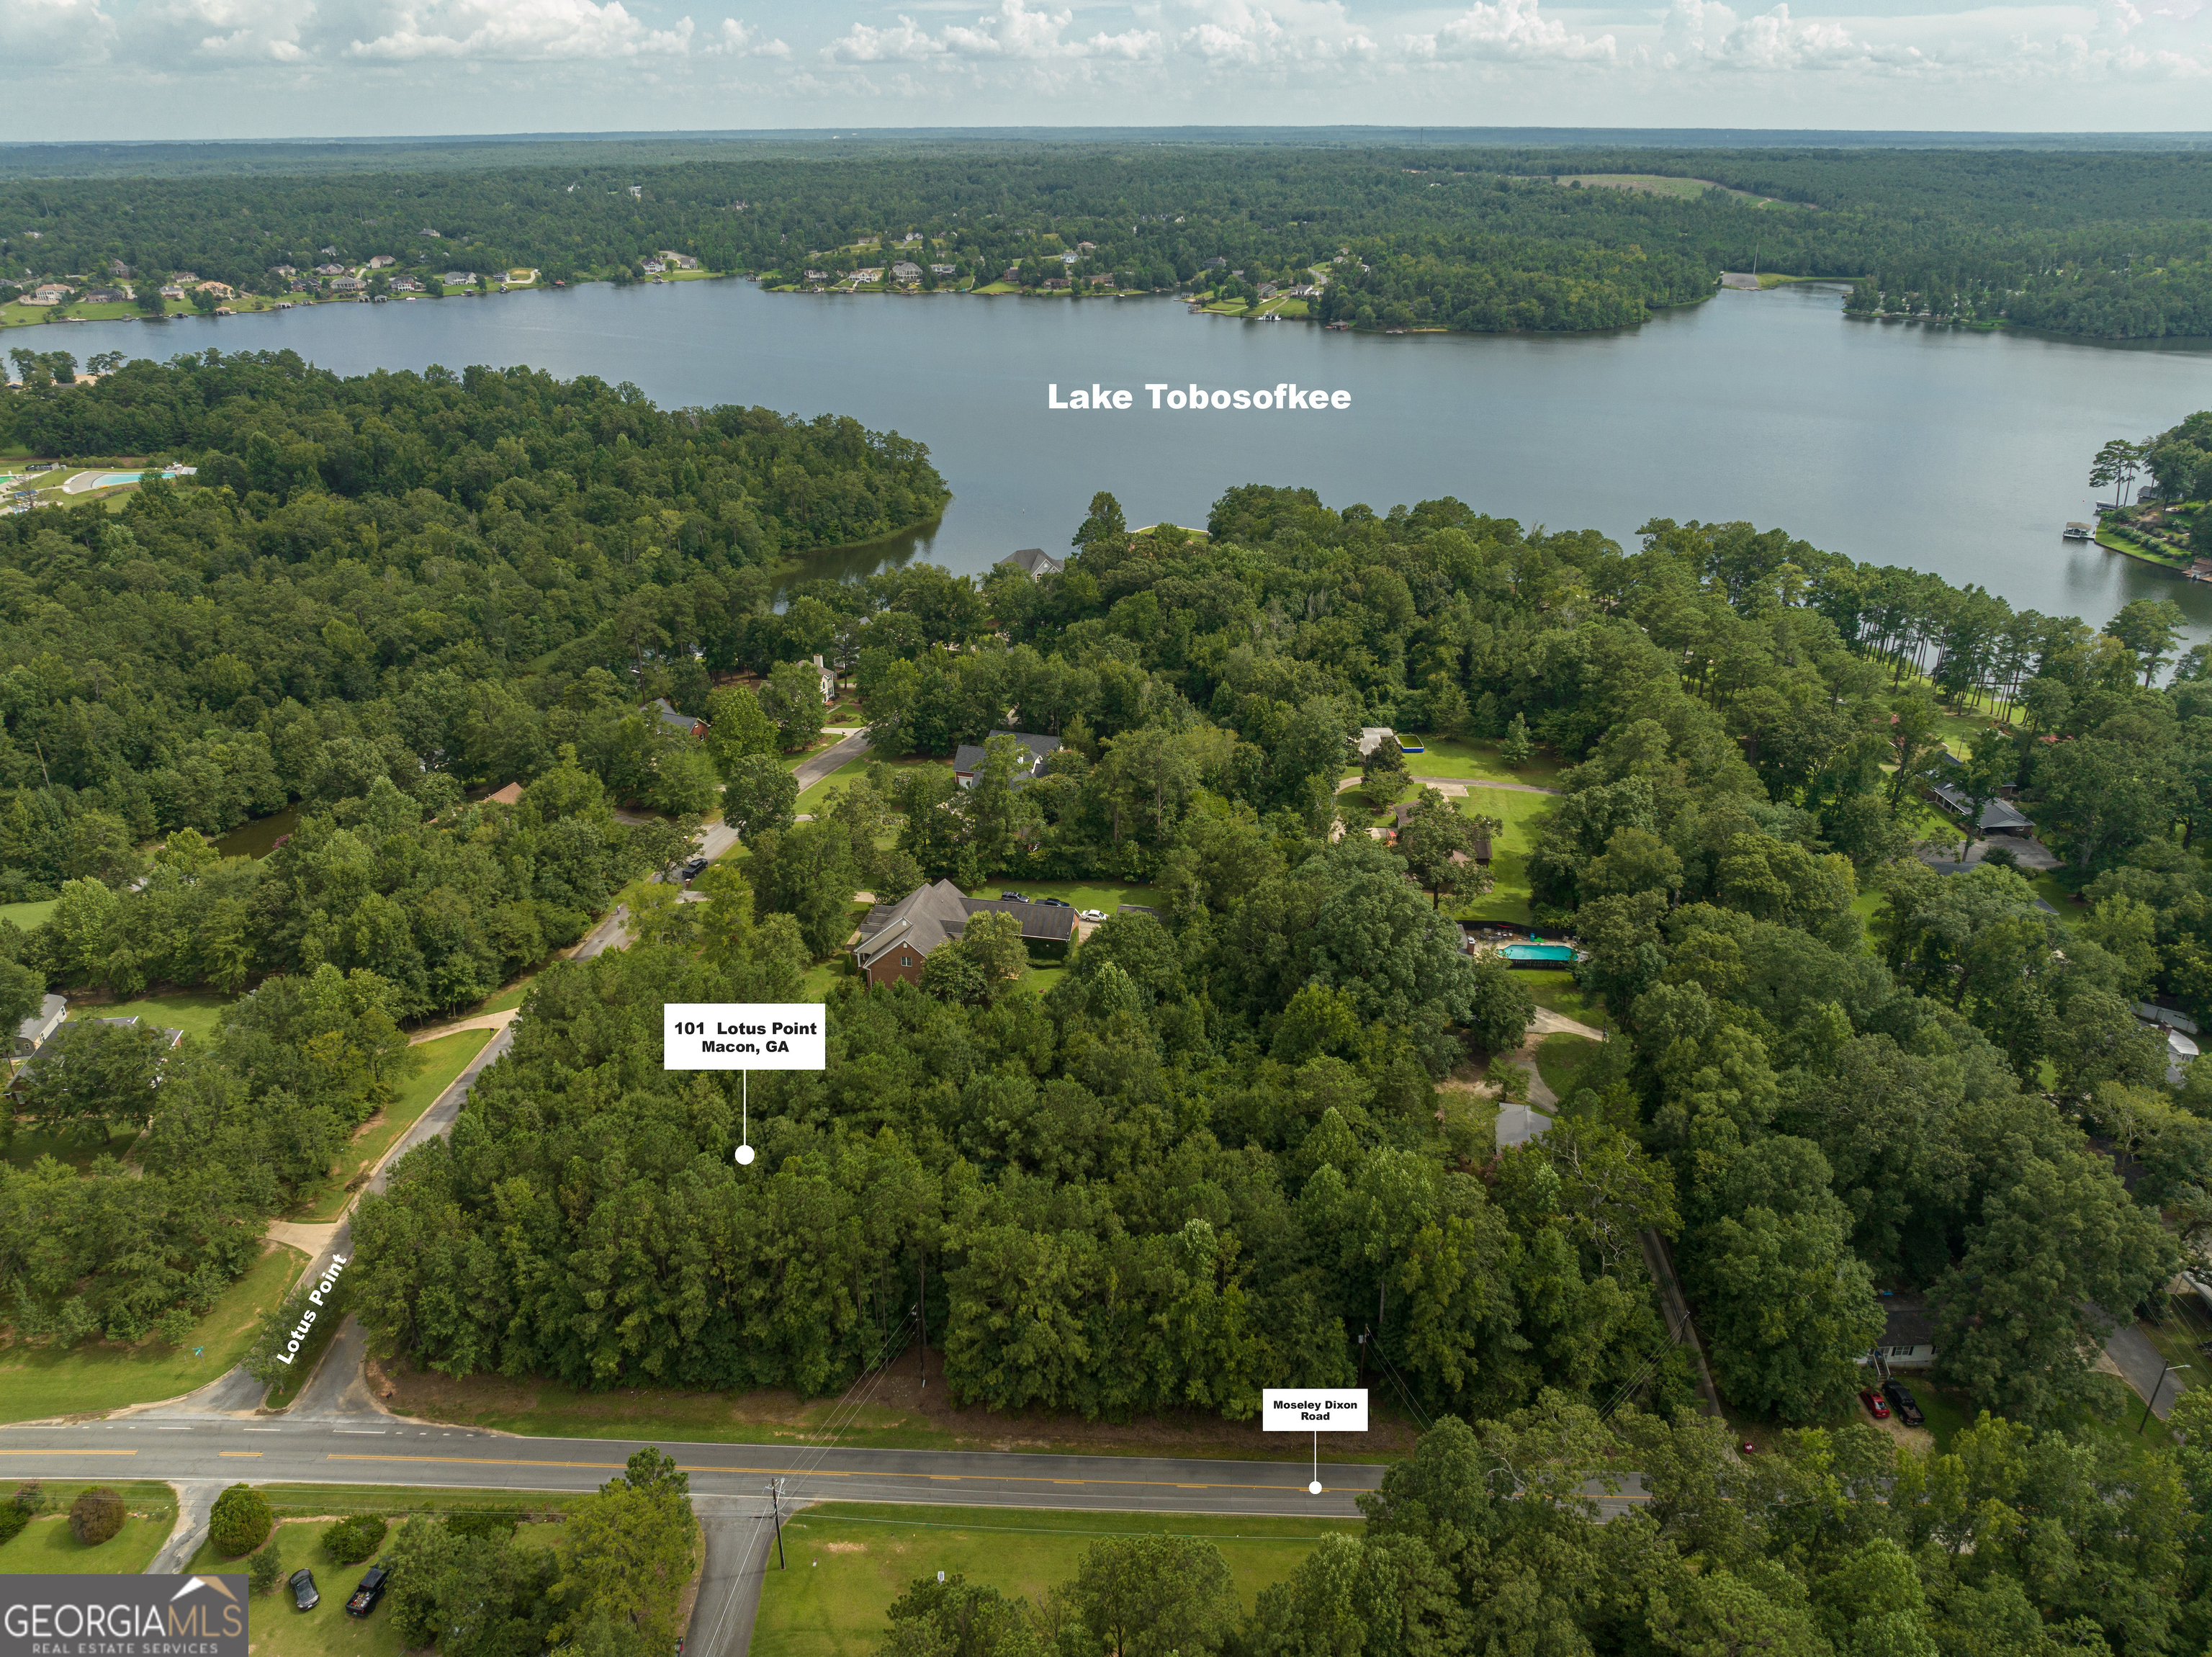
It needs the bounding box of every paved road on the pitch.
[0,1418,1382,1519]
[2105,1321,2190,1423]
[793,729,871,793]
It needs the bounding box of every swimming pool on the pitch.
[1496,942,1579,964]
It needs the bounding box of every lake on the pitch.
[35,279,2212,638]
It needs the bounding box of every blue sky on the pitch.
[4,0,2208,140]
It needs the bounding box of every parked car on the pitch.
[1036,897,1070,908]
[289,1569,320,1612]
[1881,1378,1925,1427]
[680,858,709,881]
[999,891,1028,902]
[346,1566,389,1617]
[1858,1388,1890,1420]
[1078,909,1105,921]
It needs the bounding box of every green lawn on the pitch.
[292,1028,494,1222]
[1515,970,1607,1031]
[0,1488,178,1576]
[1445,786,1550,929]
[2,1120,143,1173]
[755,1503,1358,1657]
[0,897,56,931]
[473,977,534,1016]
[67,989,235,1043]
[0,1244,305,1423]
[1534,1033,1601,1098]
[796,756,875,814]
[1393,735,1565,789]
[189,1519,407,1657]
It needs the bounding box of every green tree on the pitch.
[883,1576,1043,1657]
[2089,436,2146,508]
[1397,793,1489,910]
[1066,1535,1238,1657]
[1501,712,1533,768]
[1071,490,1128,557]
[2107,596,2187,685]
[209,1484,272,1557]
[67,1487,125,1545]
[719,753,799,842]
[759,661,828,752]
[747,823,855,957]
[14,1019,166,1147]
[549,1450,696,1653]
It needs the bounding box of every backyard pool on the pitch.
[1496,942,1580,965]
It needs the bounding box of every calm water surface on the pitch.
[45,279,2212,636]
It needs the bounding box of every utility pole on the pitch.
[2139,1362,2190,1434]
[918,1256,927,1391]
[766,1478,786,1569]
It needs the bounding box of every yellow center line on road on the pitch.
[219,1452,261,1458]
[323,1454,1331,1492]
[0,1449,135,1456]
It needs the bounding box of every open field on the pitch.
[0,1244,305,1423]
[292,1028,494,1222]
[66,989,235,1043]
[755,1501,1359,1657]
[1535,1032,1601,1098]
[1448,785,1550,930]
[0,897,57,930]
[963,878,1157,915]
[0,1483,179,1576]
[1514,969,1607,1031]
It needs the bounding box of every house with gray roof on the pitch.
[997,547,1064,579]
[14,992,66,1057]
[952,731,1061,788]
[853,880,1075,987]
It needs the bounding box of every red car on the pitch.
[1860,1388,1891,1420]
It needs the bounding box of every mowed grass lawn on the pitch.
[754,1504,1358,1657]
[0,1483,179,1576]
[1397,735,1566,789]
[0,1244,305,1422]
[3,1120,143,1173]
[1516,970,1608,1032]
[66,989,236,1043]
[1535,1032,1601,1098]
[1449,786,1550,930]
[0,897,57,930]
[293,1028,495,1221]
[964,878,1158,915]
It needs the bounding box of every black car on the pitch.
[289,1568,320,1612]
[1035,897,1070,908]
[680,858,709,881]
[999,891,1028,902]
[1881,1378,1926,1427]
[346,1566,389,1617]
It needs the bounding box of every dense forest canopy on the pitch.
[5,143,2211,337]
[5,363,2212,1654]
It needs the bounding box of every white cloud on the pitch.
[0,0,114,64]
[705,16,787,56]
[1405,0,1617,63]
[1174,0,1377,67]
[341,0,695,60]
[823,0,1161,66]
[1658,0,1927,71]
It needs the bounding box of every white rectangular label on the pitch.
[1261,1388,1367,1431]
[662,1003,827,1070]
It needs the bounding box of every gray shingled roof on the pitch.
[854,881,1076,971]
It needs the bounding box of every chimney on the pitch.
[813,654,824,669]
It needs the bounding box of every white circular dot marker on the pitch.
[736,1145,755,1166]
[1308,1480,1323,1495]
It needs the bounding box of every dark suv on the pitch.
[288,1568,320,1612]
[346,1566,390,1618]
[1881,1378,1925,1427]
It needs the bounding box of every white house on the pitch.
[14,993,66,1056]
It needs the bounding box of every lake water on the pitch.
[37,279,2212,638]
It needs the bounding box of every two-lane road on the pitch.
[0,1416,1383,1517]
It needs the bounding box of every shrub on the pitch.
[209,1484,272,1558]
[323,1514,388,1564]
[248,1544,284,1596]
[68,1488,127,1546]
[14,1481,44,1514]
[444,1509,518,1541]
[0,1507,26,1547]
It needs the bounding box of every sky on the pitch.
[3,0,2209,140]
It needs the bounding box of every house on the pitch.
[930,264,957,276]
[1257,282,1278,298]
[642,260,666,275]
[315,262,347,277]
[485,781,526,807]
[159,285,184,300]
[82,287,126,304]
[952,730,1062,789]
[811,655,838,703]
[1076,241,1096,252]
[197,281,236,300]
[443,272,475,287]
[1059,251,1079,265]
[1356,727,1397,758]
[853,879,1076,987]
[107,259,131,277]
[1926,776,2035,836]
[14,993,66,1057]
[368,255,396,269]
[890,261,922,282]
[172,271,198,282]
[1043,277,1069,290]
[1002,266,1022,282]
[29,284,70,304]
[1869,1295,1936,1371]
[331,277,364,293]
[657,251,701,270]
[804,270,829,282]
[852,267,883,283]
[421,228,443,238]
[997,547,1064,579]
[2166,1026,2200,1085]
[389,277,423,292]
[270,264,297,277]
[650,698,709,739]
